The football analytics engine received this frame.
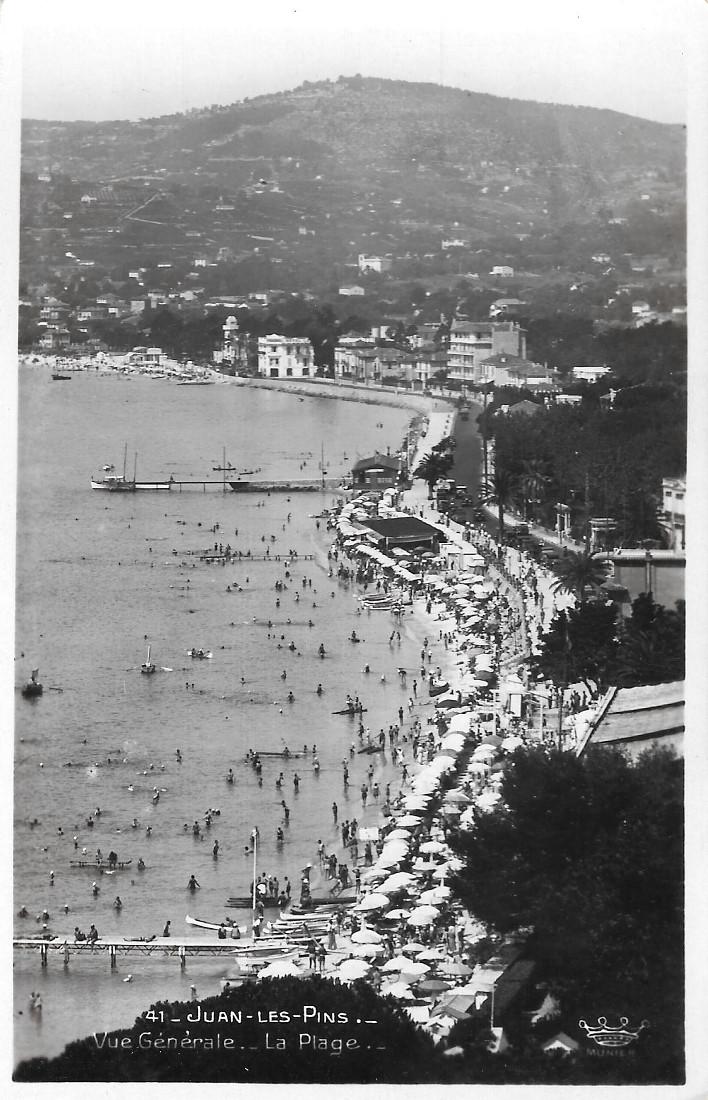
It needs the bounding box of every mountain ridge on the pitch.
[20,76,685,301]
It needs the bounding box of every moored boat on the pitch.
[141,645,156,675]
[226,895,281,909]
[92,443,135,491]
[21,669,43,698]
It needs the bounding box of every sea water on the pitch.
[13,367,447,1065]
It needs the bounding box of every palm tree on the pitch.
[550,550,609,608]
[478,466,519,543]
[519,459,549,522]
[413,451,454,498]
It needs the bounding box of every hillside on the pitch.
[20,77,685,302]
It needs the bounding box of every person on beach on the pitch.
[187,874,200,892]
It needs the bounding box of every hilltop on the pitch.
[20,76,685,306]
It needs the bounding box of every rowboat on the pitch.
[226,895,281,909]
[249,750,304,759]
[70,859,132,870]
[185,915,242,932]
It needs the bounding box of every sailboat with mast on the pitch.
[91,444,136,491]
[140,644,156,675]
[21,668,43,698]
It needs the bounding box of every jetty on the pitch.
[14,934,247,970]
[92,477,344,493]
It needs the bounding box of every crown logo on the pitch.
[578,1016,649,1048]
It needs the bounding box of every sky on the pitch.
[13,0,699,125]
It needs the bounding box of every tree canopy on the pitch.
[477,379,686,547]
[15,975,442,1083]
[413,450,454,497]
[447,745,684,1080]
[532,593,685,691]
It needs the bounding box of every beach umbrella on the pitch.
[337,959,371,982]
[403,796,430,811]
[399,941,427,955]
[416,978,453,995]
[259,958,304,978]
[396,814,423,827]
[355,892,391,911]
[417,947,447,963]
[431,753,458,770]
[407,907,440,927]
[348,942,384,958]
[379,840,410,860]
[434,856,464,876]
[383,907,411,921]
[376,850,407,870]
[384,829,412,842]
[378,871,416,894]
[351,928,383,944]
[435,693,462,709]
[360,867,387,884]
[411,857,440,872]
[419,887,449,905]
[397,959,431,978]
[443,788,471,804]
[441,733,467,752]
[472,744,497,761]
[419,840,445,854]
[380,956,409,973]
[380,981,416,1000]
[501,734,524,751]
[441,960,474,977]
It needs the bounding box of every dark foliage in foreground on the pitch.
[15,977,443,1083]
[448,745,684,1082]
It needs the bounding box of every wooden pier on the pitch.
[14,935,248,970]
[105,478,345,494]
